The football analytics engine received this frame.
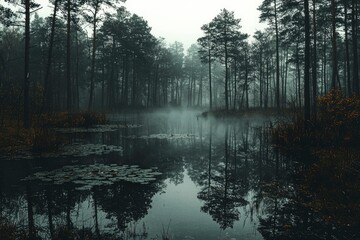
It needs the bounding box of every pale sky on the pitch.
[1,0,265,51]
[124,0,265,50]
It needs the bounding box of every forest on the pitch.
[0,0,360,239]
[0,0,359,118]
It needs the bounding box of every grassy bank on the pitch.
[0,112,107,156]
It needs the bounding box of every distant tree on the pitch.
[352,0,359,95]
[228,31,248,109]
[43,0,60,112]
[4,0,41,127]
[331,0,338,89]
[198,24,216,110]
[207,9,243,111]
[184,44,204,107]
[82,0,126,110]
[304,0,311,123]
[312,0,318,117]
[127,14,157,106]
[24,0,32,128]
[253,31,266,108]
[66,0,72,111]
[259,0,281,108]
[168,41,184,106]
[343,0,352,95]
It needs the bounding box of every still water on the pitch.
[0,110,353,240]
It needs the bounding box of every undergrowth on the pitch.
[272,90,360,147]
[0,112,107,155]
[39,112,107,128]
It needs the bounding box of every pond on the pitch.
[0,110,357,240]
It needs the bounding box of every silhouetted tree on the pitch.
[206,9,243,111]
[259,0,281,108]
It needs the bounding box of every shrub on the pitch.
[273,90,360,147]
[31,128,59,153]
[0,220,27,240]
[40,112,107,128]
[318,90,360,142]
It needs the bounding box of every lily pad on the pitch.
[22,164,162,190]
[40,144,123,158]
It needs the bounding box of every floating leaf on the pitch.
[22,164,162,189]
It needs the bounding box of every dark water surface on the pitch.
[0,110,355,239]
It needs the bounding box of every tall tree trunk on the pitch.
[208,49,213,110]
[66,0,72,111]
[312,0,317,117]
[193,73,196,106]
[132,54,136,106]
[245,51,249,109]
[304,0,311,123]
[283,49,289,107]
[154,63,159,106]
[259,49,263,108]
[233,59,237,110]
[101,60,105,109]
[123,54,129,107]
[323,33,328,94]
[345,0,352,95]
[265,59,269,109]
[88,6,98,110]
[24,0,31,128]
[296,41,302,108]
[225,41,229,111]
[331,0,338,89]
[274,0,281,108]
[43,0,59,113]
[352,0,359,95]
[75,25,80,110]
[108,38,116,110]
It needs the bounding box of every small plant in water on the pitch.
[161,220,172,240]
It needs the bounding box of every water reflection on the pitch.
[197,125,248,230]
[0,110,358,239]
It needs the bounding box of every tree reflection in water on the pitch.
[0,112,359,239]
[197,124,248,229]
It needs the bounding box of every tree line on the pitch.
[0,0,359,127]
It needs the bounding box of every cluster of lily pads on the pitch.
[22,164,162,191]
[54,124,143,133]
[40,143,123,158]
